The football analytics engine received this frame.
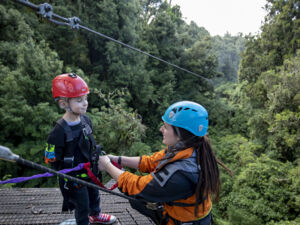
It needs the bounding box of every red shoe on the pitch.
[89,213,117,224]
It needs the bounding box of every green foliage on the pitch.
[267,217,300,225]
[88,89,148,155]
[0,0,299,224]
[227,155,299,224]
[217,1,300,223]
[0,174,15,188]
[0,6,62,140]
[212,33,245,83]
[241,52,300,161]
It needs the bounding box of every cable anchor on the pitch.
[38,3,53,19]
[69,17,81,29]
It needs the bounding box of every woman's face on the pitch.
[160,122,179,146]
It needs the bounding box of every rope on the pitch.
[13,0,211,82]
[0,161,120,190]
[15,157,145,203]
[0,147,161,210]
[0,163,85,184]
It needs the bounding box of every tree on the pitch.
[212,33,245,83]
[0,4,63,186]
[227,155,299,224]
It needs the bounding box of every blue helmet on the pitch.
[162,101,208,137]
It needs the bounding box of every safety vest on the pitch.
[153,149,212,223]
[118,148,212,224]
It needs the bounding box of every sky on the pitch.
[171,0,268,36]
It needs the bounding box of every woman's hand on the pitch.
[98,155,111,171]
[107,154,118,163]
[98,155,125,180]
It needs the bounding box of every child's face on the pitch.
[68,95,88,115]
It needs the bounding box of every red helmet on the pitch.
[52,73,89,99]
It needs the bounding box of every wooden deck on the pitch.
[0,181,155,225]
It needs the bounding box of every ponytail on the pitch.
[172,127,232,217]
[194,136,221,216]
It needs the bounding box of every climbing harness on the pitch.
[12,0,211,82]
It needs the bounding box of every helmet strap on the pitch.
[172,133,199,152]
[66,106,73,113]
[174,127,182,139]
[59,98,80,116]
[67,105,81,116]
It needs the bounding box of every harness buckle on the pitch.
[82,126,92,137]
[146,202,164,211]
[63,156,74,168]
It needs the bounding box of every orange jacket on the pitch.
[118,147,212,224]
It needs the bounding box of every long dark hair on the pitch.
[172,127,222,217]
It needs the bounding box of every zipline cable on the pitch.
[13,0,211,82]
[0,145,161,210]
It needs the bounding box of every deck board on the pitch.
[0,181,155,225]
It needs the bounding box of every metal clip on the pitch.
[145,202,164,211]
[198,164,201,171]
[68,73,77,78]
[69,17,81,29]
[64,182,69,190]
[82,125,92,137]
[38,3,53,19]
[63,156,74,168]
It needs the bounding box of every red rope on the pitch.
[83,162,120,190]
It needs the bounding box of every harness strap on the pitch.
[57,118,73,142]
[166,212,213,225]
[56,118,75,163]
[166,202,196,207]
[56,116,95,169]
[80,115,96,147]
[166,194,207,207]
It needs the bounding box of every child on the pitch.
[45,73,116,225]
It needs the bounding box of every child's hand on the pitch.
[98,156,111,171]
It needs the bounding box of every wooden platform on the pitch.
[0,181,155,225]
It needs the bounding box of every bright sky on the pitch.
[171,0,268,36]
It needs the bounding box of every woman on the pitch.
[98,101,225,225]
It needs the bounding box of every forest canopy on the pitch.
[0,0,299,224]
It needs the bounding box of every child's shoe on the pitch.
[89,213,117,224]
